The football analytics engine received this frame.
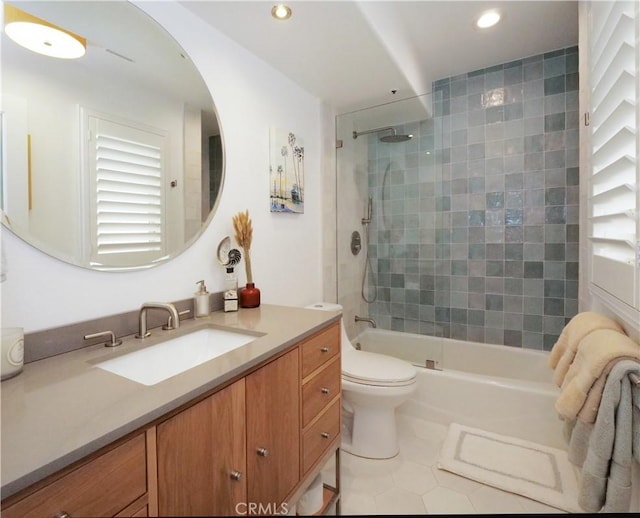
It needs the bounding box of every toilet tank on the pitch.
[304,303,353,351]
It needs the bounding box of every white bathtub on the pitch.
[353,328,565,449]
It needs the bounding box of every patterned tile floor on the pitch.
[321,414,562,515]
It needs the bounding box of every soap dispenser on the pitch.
[194,280,210,318]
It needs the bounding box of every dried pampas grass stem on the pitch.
[232,210,254,284]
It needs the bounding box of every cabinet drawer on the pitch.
[3,434,147,518]
[300,322,340,378]
[302,356,341,427]
[302,398,341,474]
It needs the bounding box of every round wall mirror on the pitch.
[1,1,223,271]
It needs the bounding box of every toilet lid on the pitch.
[342,349,417,386]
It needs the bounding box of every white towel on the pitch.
[555,330,640,421]
[549,312,624,387]
[296,473,323,515]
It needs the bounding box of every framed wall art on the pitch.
[269,128,304,214]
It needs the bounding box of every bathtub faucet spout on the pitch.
[355,316,377,328]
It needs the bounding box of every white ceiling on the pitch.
[180,0,579,114]
[9,1,214,109]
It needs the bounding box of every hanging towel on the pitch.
[549,312,624,387]
[565,360,640,513]
[577,357,638,424]
[555,329,640,421]
[565,418,592,467]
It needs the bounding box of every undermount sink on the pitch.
[95,328,257,386]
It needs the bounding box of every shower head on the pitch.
[380,133,413,143]
[352,126,413,143]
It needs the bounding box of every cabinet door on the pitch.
[246,348,300,507]
[157,379,246,516]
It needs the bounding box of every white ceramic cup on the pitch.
[1,327,24,381]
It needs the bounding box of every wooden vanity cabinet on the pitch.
[156,347,300,516]
[1,319,341,518]
[299,321,342,512]
[300,322,341,474]
[156,378,247,516]
[1,432,151,518]
[246,348,300,506]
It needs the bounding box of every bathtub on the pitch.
[352,327,565,449]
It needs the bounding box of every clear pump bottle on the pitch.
[194,280,210,318]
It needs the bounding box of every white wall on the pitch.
[0,1,326,333]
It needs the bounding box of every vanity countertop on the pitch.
[0,304,340,499]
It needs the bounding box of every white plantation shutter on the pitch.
[588,0,639,309]
[88,116,167,267]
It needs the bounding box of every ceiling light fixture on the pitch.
[271,4,292,21]
[475,10,502,29]
[4,3,86,59]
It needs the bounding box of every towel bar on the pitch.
[630,372,640,386]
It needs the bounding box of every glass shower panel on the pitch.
[336,91,444,367]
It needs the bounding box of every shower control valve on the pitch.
[351,231,362,255]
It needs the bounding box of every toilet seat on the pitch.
[342,349,416,387]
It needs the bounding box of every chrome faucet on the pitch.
[355,315,377,328]
[136,302,180,339]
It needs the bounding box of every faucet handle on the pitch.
[84,330,122,348]
[163,309,191,330]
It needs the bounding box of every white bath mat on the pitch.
[438,423,582,513]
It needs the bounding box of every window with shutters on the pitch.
[85,113,167,268]
[586,1,639,317]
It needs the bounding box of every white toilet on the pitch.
[306,303,417,459]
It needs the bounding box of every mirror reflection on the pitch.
[1,1,223,270]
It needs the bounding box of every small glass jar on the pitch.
[224,268,238,312]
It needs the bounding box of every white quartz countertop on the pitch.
[0,304,340,499]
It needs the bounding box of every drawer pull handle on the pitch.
[54,513,72,518]
[230,470,243,481]
[320,346,330,353]
[321,432,330,439]
[321,387,330,394]
[257,447,269,457]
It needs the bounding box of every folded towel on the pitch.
[549,312,624,387]
[555,330,640,421]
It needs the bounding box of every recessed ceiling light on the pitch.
[271,4,292,20]
[476,10,502,29]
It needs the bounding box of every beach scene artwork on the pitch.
[269,128,304,213]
